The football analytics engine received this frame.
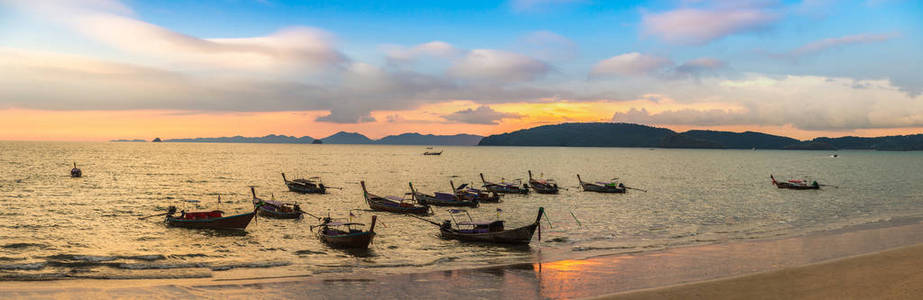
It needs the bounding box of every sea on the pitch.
[1,141,922,281]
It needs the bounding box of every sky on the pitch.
[0,0,921,141]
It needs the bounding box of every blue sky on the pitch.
[0,0,921,140]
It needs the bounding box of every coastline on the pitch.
[3,217,923,299]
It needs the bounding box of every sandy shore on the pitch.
[3,219,923,299]
[599,243,923,300]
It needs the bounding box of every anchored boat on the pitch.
[528,170,558,194]
[361,181,431,215]
[480,173,529,194]
[282,173,326,194]
[453,181,501,203]
[251,187,303,219]
[409,182,478,207]
[577,174,626,193]
[70,162,82,178]
[771,175,820,190]
[313,215,377,249]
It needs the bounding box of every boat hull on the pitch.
[165,211,256,230]
[440,223,538,245]
[774,183,820,190]
[367,200,431,215]
[285,182,326,194]
[256,206,302,219]
[530,181,558,194]
[581,184,626,193]
[414,193,478,207]
[484,184,529,194]
[319,231,376,249]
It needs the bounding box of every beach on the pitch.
[3,215,923,299]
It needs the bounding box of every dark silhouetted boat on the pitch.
[577,174,626,193]
[452,181,501,203]
[251,187,302,219]
[282,173,326,194]
[423,150,442,155]
[361,181,431,215]
[70,162,82,178]
[771,175,820,190]
[528,170,558,194]
[434,207,544,245]
[313,215,377,249]
[480,173,529,194]
[409,182,478,207]
[164,205,256,230]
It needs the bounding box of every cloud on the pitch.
[384,41,462,64]
[9,0,346,73]
[448,49,550,82]
[442,106,523,125]
[641,7,778,45]
[674,57,727,76]
[518,31,578,62]
[783,33,899,57]
[608,74,923,131]
[590,53,672,77]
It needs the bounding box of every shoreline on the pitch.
[3,217,923,299]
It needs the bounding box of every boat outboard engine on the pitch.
[167,206,177,216]
[441,220,452,230]
[318,184,326,192]
[293,203,301,212]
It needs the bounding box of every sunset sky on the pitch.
[1,0,921,141]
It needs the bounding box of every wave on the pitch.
[2,242,48,249]
[0,262,46,270]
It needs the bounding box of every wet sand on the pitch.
[3,218,923,299]
[599,243,923,300]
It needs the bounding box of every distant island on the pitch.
[155,132,483,146]
[478,123,923,151]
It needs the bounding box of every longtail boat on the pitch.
[361,181,431,215]
[313,215,377,249]
[577,174,626,193]
[164,205,256,230]
[423,151,443,155]
[480,173,529,194]
[528,170,558,194]
[435,207,544,244]
[70,162,82,178]
[251,187,302,219]
[409,182,478,207]
[453,181,501,203]
[282,173,326,194]
[771,175,820,190]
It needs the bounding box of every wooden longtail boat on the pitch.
[480,173,529,194]
[251,187,302,219]
[409,182,478,207]
[361,181,431,215]
[771,175,820,190]
[282,173,326,194]
[453,181,501,203]
[528,170,558,194]
[423,151,443,155]
[313,215,377,249]
[70,162,82,178]
[164,206,256,230]
[577,174,626,193]
[438,207,544,245]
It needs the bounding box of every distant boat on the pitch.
[423,150,443,155]
[251,187,302,219]
[527,170,558,194]
[70,162,82,178]
[452,181,501,203]
[313,215,377,249]
[282,173,326,194]
[164,204,256,230]
[409,182,478,207]
[423,207,545,245]
[360,181,431,215]
[480,173,529,194]
[577,174,626,193]
[152,137,162,142]
[770,175,820,190]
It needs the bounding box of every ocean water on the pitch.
[1,141,922,281]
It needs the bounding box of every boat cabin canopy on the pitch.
[455,220,505,233]
[179,210,223,220]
